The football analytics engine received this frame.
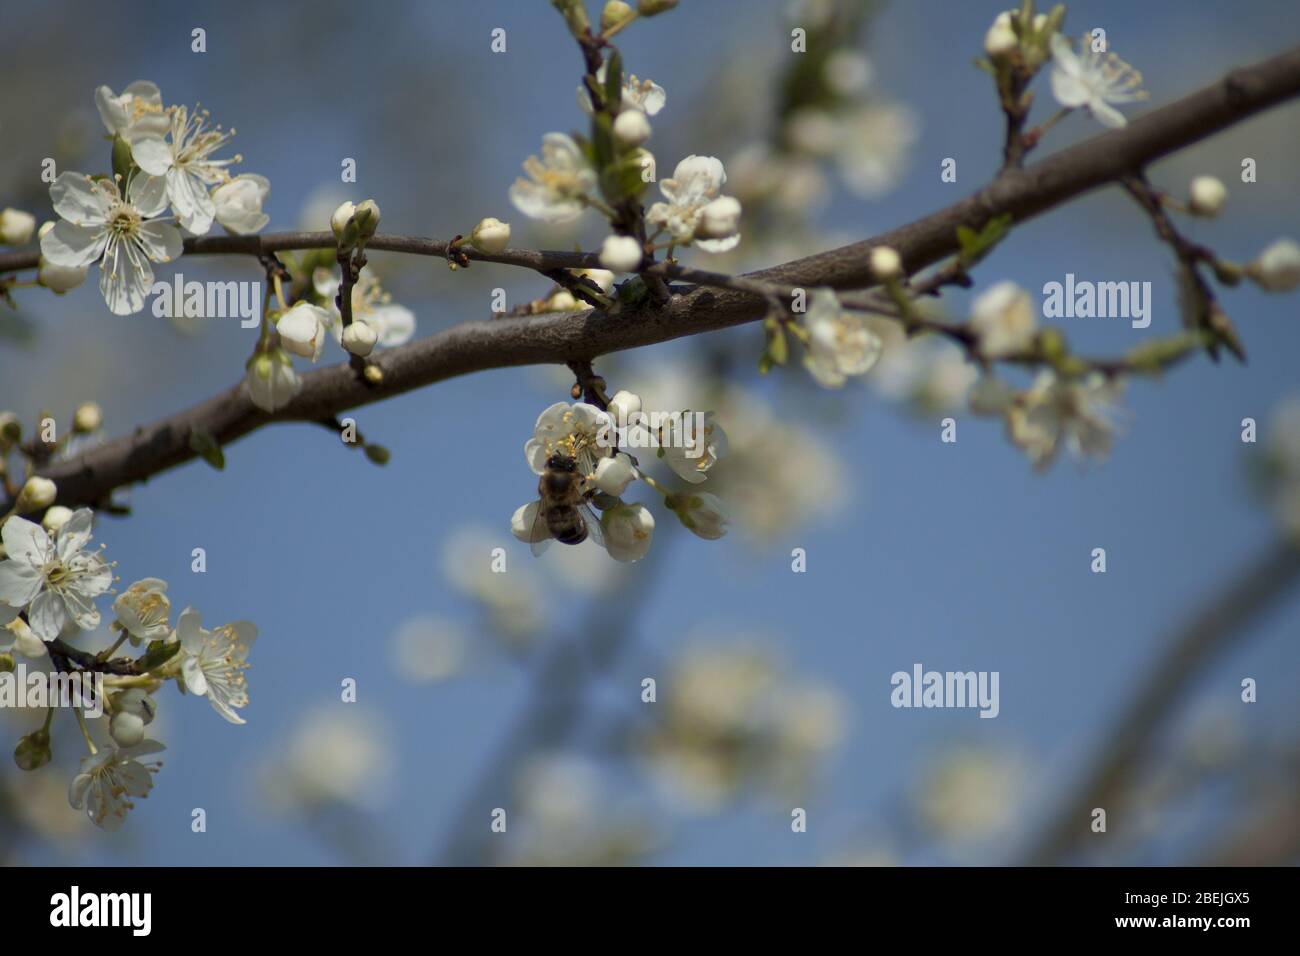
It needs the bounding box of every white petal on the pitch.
[136,221,183,264]
[128,172,170,218]
[50,173,112,226]
[2,516,51,563]
[27,590,69,641]
[131,137,174,177]
[0,560,42,607]
[41,222,106,268]
[99,239,153,315]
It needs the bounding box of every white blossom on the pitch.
[68,740,165,831]
[600,502,654,562]
[870,245,903,280]
[1188,175,1227,217]
[668,491,729,539]
[659,411,727,483]
[132,105,241,234]
[212,174,270,234]
[40,172,181,315]
[94,81,169,142]
[0,509,111,641]
[577,65,666,116]
[244,348,302,412]
[509,133,598,223]
[970,281,1037,358]
[834,102,919,199]
[175,607,257,725]
[801,289,884,388]
[276,302,330,361]
[646,155,740,251]
[1009,371,1125,469]
[1049,33,1146,129]
[112,577,171,645]
[524,401,612,479]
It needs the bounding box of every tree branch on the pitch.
[7,44,1300,512]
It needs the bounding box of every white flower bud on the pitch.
[599,235,643,273]
[971,280,1036,357]
[696,196,742,241]
[73,401,102,433]
[115,688,157,723]
[0,208,36,246]
[330,201,357,245]
[1249,238,1300,292]
[1188,176,1227,217]
[276,303,329,361]
[16,476,56,511]
[470,217,511,254]
[547,290,581,312]
[984,12,1018,59]
[341,318,378,357]
[594,453,637,496]
[600,502,655,562]
[353,199,381,239]
[606,389,642,424]
[613,108,652,146]
[870,245,903,280]
[109,711,146,748]
[668,491,729,539]
[41,505,74,532]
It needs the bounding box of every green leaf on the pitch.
[188,427,225,470]
[603,50,624,112]
[111,134,136,187]
[956,214,1013,267]
[364,443,391,466]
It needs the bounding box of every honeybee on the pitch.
[530,450,606,555]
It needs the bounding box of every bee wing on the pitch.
[578,501,605,549]
[529,501,554,557]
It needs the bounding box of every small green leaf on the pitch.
[139,638,182,672]
[364,443,391,466]
[188,427,225,471]
[111,134,136,187]
[603,50,624,112]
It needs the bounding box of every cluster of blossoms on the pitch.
[510,390,729,562]
[242,198,415,412]
[35,81,269,315]
[0,475,255,830]
[507,43,741,278]
[637,642,845,811]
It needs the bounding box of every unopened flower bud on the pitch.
[342,318,378,357]
[613,109,652,146]
[115,688,157,723]
[600,502,655,562]
[601,1,636,33]
[110,711,146,748]
[984,12,1018,59]
[870,245,903,280]
[0,208,36,246]
[16,476,56,511]
[599,235,643,273]
[363,363,385,386]
[331,201,358,248]
[353,199,381,240]
[14,729,51,771]
[41,505,74,532]
[470,217,512,254]
[594,453,637,496]
[1247,238,1300,292]
[73,401,102,433]
[276,302,329,361]
[637,0,678,15]
[606,389,642,423]
[1188,176,1227,217]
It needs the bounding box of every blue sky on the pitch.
[1,0,1298,865]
